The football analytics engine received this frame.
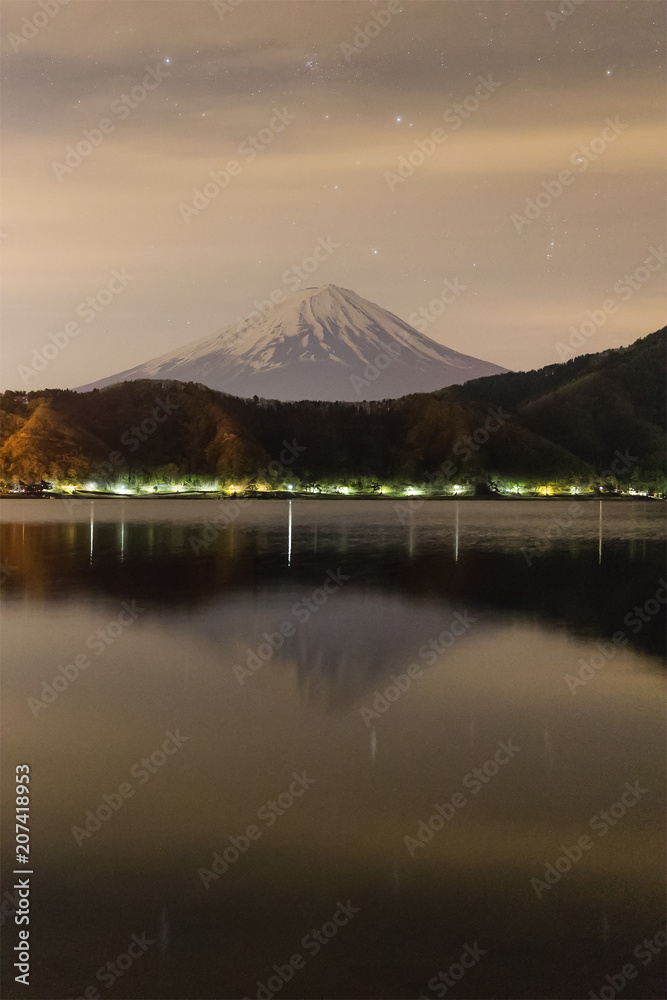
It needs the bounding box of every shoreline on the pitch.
[2,491,663,502]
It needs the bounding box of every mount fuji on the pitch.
[77,285,508,401]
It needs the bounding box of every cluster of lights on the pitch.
[33,479,666,499]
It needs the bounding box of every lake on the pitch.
[1,499,665,999]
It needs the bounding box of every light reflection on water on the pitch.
[1,500,664,1000]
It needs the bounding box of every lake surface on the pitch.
[1,499,665,999]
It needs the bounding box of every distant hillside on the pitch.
[1,329,664,492]
[0,402,109,482]
[0,384,270,485]
[447,329,666,478]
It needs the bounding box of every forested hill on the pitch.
[1,328,664,493]
[447,328,665,473]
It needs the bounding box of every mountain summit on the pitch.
[77,284,508,401]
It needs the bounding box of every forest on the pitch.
[1,328,664,496]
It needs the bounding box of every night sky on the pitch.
[2,0,665,390]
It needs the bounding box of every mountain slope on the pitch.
[76,285,508,401]
[0,401,109,481]
[3,329,663,491]
[447,328,666,475]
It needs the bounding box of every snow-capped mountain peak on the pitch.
[77,284,508,401]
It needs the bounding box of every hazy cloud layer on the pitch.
[2,0,665,389]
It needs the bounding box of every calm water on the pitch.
[1,499,665,1000]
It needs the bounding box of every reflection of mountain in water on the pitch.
[2,515,664,709]
[286,593,464,712]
